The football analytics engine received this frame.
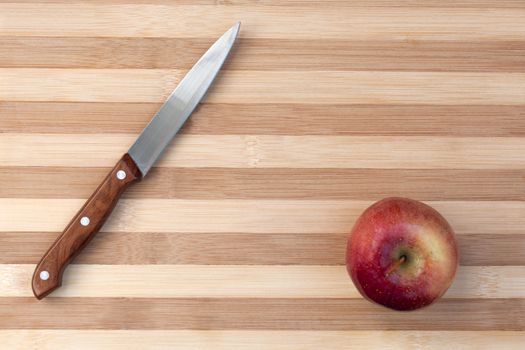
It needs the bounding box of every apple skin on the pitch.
[346,197,458,311]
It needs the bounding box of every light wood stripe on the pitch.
[4,264,359,298]
[2,102,525,136]
[1,297,523,330]
[0,69,184,103]
[4,0,525,8]
[1,232,523,266]
[2,330,524,350]
[3,69,525,104]
[1,199,524,234]
[1,265,522,298]
[3,134,525,169]
[1,4,524,41]
[2,167,524,201]
[2,37,524,72]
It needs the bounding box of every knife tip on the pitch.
[226,22,240,41]
[233,21,241,32]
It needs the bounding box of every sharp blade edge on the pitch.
[128,22,240,176]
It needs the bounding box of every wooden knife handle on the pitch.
[32,153,142,299]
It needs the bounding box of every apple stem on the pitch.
[385,255,407,277]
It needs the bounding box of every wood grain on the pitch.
[2,167,524,200]
[1,298,524,330]
[2,0,524,346]
[1,4,524,41]
[3,69,525,104]
[2,199,525,234]
[2,103,525,136]
[4,134,525,169]
[4,330,525,350]
[2,330,525,350]
[3,0,525,7]
[3,265,525,299]
[2,37,524,72]
[1,232,524,266]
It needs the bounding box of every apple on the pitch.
[346,197,458,311]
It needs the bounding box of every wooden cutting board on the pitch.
[1,1,525,348]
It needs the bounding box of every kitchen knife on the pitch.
[32,22,241,299]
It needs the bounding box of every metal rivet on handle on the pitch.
[40,270,50,281]
[80,216,90,226]
[116,170,127,180]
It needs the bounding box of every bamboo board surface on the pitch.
[1,0,525,348]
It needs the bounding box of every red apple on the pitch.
[346,197,458,311]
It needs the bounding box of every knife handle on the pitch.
[32,153,142,299]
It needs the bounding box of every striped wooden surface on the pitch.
[1,0,525,348]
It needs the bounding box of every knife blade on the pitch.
[32,22,241,299]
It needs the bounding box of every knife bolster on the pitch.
[31,153,142,299]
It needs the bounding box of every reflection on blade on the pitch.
[128,22,240,176]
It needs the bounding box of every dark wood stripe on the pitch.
[0,37,214,70]
[2,102,524,136]
[1,298,523,330]
[4,232,347,265]
[457,234,525,266]
[1,37,524,71]
[1,167,523,201]
[1,232,523,266]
